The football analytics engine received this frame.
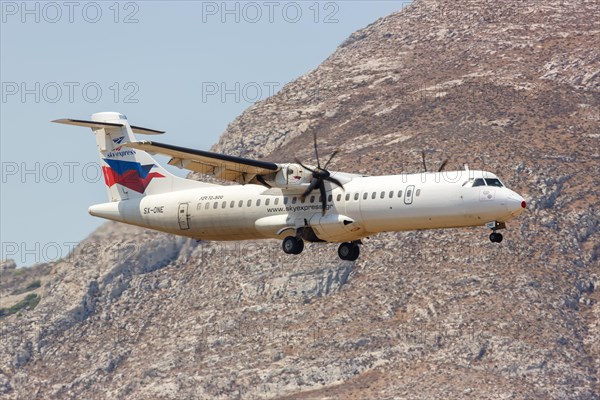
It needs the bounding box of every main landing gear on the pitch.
[338,242,360,261]
[282,236,304,255]
[281,236,361,261]
[486,221,505,243]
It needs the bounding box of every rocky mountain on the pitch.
[1,0,598,398]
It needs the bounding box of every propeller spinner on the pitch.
[295,132,344,215]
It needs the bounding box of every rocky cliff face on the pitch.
[1,0,598,398]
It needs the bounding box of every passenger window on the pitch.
[380,191,385,199]
[222,201,227,208]
[416,189,421,197]
[205,203,210,210]
[230,201,235,208]
[398,190,402,198]
[354,193,359,200]
[284,197,288,205]
[328,194,333,202]
[197,203,202,210]
[301,197,306,204]
[473,178,486,187]
[389,191,394,198]
[406,190,412,198]
[292,197,297,204]
[346,193,350,201]
[213,202,218,209]
[371,192,376,199]
[274,198,279,205]
[238,200,243,207]
[247,199,252,207]
[265,198,270,206]
[337,194,342,201]
[363,192,368,200]
[310,195,315,203]
[485,178,504,187]
[256,199,261,206]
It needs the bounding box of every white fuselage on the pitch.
[89,170,526,243]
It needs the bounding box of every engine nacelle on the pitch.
[309,213,365,242]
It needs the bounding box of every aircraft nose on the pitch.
[506,191,526,216]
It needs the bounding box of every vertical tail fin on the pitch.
[54,112,204,202]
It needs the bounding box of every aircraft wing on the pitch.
[125,140,280,183]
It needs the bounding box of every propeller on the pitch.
[438,159,449,172]
[421,150,449,173]
[255,175,272,188]
[295,132,344,215]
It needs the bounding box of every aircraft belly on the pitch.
[192,210,265,240]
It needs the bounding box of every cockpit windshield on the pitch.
[485,178,504,187]
[470,178,505,187]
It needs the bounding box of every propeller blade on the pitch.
[294,158,315,174]
[323,149,339,169]
[300,178,320,199]
[421,150,427,172]
[255,175,271,188]
[319,180,327,215]
[438,159,449,172]
[324,176,344,190]
[313,131,321,168]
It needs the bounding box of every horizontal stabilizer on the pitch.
[52,119,164,134]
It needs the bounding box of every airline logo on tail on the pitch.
[102,159,164,193]
[110,136,131,154]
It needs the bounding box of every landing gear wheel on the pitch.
[350,245,360,260]
[282,236,304,255]
[338,242,360,261]
[293,238,305,254]
[489,232,503,243]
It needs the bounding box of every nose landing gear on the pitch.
[486,221,506,243]
[489,232,503,243]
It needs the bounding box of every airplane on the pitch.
[54,112,526,261]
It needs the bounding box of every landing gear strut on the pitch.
[282,236,304,255]
[486,221,505,243]
[338,242,360,261]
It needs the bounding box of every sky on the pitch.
[1,0,410,266]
